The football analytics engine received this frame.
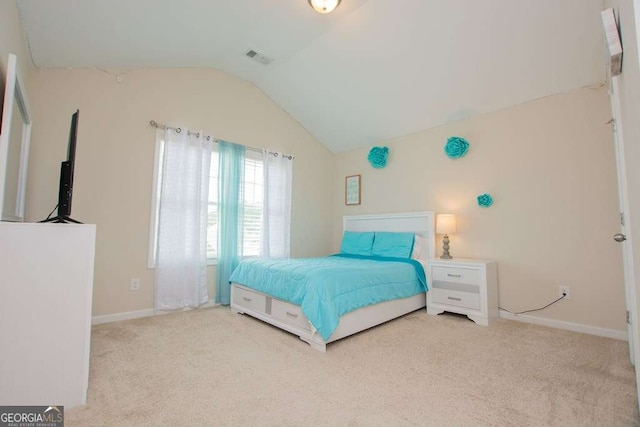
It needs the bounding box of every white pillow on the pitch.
[411,234,426,260]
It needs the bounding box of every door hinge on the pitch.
[621,212,625,227]
[627,310,630,324]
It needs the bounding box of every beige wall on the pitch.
[333,87,627,332]
[0,0,32,88]
[26,68,333,316]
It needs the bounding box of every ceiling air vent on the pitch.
[245,50,273,66]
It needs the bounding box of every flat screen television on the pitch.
[40,110,82,224]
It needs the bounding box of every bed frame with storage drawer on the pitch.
[230,211,435,352]
[231,284,426,352]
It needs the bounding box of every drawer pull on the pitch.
[447,296,462,301]
[286,311,298,318]
[447,273,462,278]
[242,297,252,302]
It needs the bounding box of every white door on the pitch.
[609,77,637,364]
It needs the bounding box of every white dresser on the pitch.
[0,222,96,409]
[426,258,498,325]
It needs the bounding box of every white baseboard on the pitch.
[92,309,156,325]
[499,310,627,341]
[92,301,220,325]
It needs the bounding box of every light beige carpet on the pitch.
[68,307,639,426]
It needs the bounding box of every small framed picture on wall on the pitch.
[345,175,361,205]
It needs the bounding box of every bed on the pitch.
[229,211,436,352]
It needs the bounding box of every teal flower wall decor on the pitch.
[444,136,469,159]
[477,193,494,208]
[368,146,389,168]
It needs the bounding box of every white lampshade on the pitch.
[308,0,342,14]
[436,214,456,235]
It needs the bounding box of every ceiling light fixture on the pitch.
[308,0,342,14]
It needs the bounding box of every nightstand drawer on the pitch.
[432,266,480,285]
[431,287,481,310]
[232,286,267,313]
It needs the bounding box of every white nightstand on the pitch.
[426,258,498,326]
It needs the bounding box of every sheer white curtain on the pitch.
[155,127,212,310]
[262,150,293,258]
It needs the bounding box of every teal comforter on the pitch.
[229,254,427,340]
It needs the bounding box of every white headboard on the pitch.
[342,211,436,260]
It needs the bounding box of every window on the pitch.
[148,134,264,267]
[239,150,264,257]
[206,149,264,259]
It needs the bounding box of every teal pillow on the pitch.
[372,232,415,258]
[341,231,375,256]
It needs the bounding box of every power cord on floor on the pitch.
[499,293,567,315]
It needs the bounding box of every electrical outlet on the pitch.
[130,278,140,291]
[559,286,570,300]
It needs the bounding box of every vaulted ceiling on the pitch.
[17,0,607,153]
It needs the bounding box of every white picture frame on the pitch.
[0,53,32,222]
